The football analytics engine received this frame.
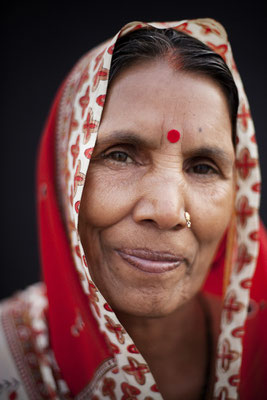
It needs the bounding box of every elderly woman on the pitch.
[0,18,266,400]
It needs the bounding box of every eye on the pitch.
[102,150,134,164]
[186,160,219,176]
[191,163,218,175]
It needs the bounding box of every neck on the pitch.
[116,294,202,357]
[115,293,219,400]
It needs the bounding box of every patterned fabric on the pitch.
[0,18,265,399]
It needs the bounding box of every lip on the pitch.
[115,248,185,274]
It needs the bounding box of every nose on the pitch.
[132,174,186,230]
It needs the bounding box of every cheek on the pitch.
[79,168,136,228]
[190,181,234,249]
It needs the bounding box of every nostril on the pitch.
[141,219,156,226]
[141,218,182,231]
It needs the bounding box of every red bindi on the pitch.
[167,129,181,143]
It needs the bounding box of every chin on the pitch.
[111,288,192,319]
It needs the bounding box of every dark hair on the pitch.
[109,28,239,144]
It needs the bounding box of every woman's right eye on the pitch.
[102,150,134,164]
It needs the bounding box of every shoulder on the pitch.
[0,283,50,399]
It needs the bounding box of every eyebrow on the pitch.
[184,146,234,165]
[96,130,234,164]
[96,130,157,149]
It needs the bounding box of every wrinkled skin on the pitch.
[79,60,235,318]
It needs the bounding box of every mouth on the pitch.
[115,248,185,274]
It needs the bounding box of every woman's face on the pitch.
[78,60,235,317]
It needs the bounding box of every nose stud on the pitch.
[184,211,191,228]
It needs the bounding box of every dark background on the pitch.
[1,2,267,299]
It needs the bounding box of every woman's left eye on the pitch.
[189,163,218,175]
[103,150,134,164]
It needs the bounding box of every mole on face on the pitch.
[167,129,181,143]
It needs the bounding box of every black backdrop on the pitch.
[2,1,267,299]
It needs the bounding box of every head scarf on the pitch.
[36,18,262,399]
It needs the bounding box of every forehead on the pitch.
[99,60,232,150]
